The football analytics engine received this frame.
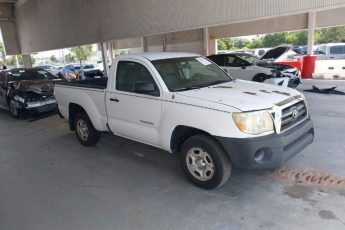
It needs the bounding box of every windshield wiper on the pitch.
[194,79,231,88]
[172,86,202,92]
[172,79,231,92]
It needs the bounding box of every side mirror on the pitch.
[134,81,159,96]
[241,64,247,69]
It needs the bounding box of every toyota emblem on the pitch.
[291,108,299,119]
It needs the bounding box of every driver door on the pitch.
[106,60,162,147]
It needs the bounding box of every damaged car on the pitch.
[207,46,301,88]
[0,68,59,118]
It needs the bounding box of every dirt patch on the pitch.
[319,210,337,220]
[243,92,257,96]
[266,167,345,189]
[283,184,314,199]
[272,90,291,96]
[213,86,233,89]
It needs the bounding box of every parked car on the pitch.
[0,68,58,118]
[315,43,345,60]
[36,65,60,76]
[207,49,301,88]
[55,52,314,189]
[61,63,104,80]
[252,48,270,57]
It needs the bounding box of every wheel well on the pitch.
[69,103,86,130]
[170,126,210,153]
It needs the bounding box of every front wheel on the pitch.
[180,134,232,189]
[8,98,22,119]
[74,112,101,146]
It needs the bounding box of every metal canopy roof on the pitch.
[1,0,345,55]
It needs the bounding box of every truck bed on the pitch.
[55,77,107,89]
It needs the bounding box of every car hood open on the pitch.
[176,80,301,112]
[11,80,55,96]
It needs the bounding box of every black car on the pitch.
[0,68,59,118]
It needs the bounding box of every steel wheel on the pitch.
[186,147,215,181]
[77,119,89,141]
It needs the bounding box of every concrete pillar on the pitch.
[141,37,148,52]
[203,28,209,56]
[100,42,109,78]
[22,54,32,68]
[107,42,114,64]
[208,39,218,55]
[307,12,316,55]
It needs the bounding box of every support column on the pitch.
[22,54,32,68]
[100,42,109,78]
[107,42,114,64]
[203,27,209,56]
[307,12,316,55]
[208,38,218,55]
[141,37,148,52]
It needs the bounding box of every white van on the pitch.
[315,43,345,60]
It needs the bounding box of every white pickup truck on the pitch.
[55,52,314,189]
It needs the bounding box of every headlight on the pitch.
[14,95,26,103]
[232,110,274,135]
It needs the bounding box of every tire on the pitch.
[180,134,232,189]
[8,98,22,119]
[252,73,268,82]
[74,112,101,146]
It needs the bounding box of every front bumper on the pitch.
[25,99,57,113]
[215,117,314,170]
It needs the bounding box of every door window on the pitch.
[330,45,345,55]
[224,56,245,67]
[116,61,160,96]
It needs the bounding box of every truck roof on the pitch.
[120,52,200,61]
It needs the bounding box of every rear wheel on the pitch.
[74,112,101,146]
[180,134,232,189]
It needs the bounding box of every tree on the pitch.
[69,45,93,61]
[64,53,75,63]
[69,45,93,79]
[315,26,345,44]
[7,55,23,67]
[50,55,58,63]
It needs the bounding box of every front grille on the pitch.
[281,101,307,131]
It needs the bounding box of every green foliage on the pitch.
[217,38,249,51]
[315,27,345,44]
[64,53,76,63]
[219,26,345,50]
[50,55,58,63]
[7,55,23,67]
[69,45,93,61]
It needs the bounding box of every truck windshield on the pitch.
[152,57,231,92]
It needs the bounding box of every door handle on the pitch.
[110,98,119,102]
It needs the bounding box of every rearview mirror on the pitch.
[134,81,159,96]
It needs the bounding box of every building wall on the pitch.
[13,0,345,54]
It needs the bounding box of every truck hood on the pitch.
[176,80,301,112]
